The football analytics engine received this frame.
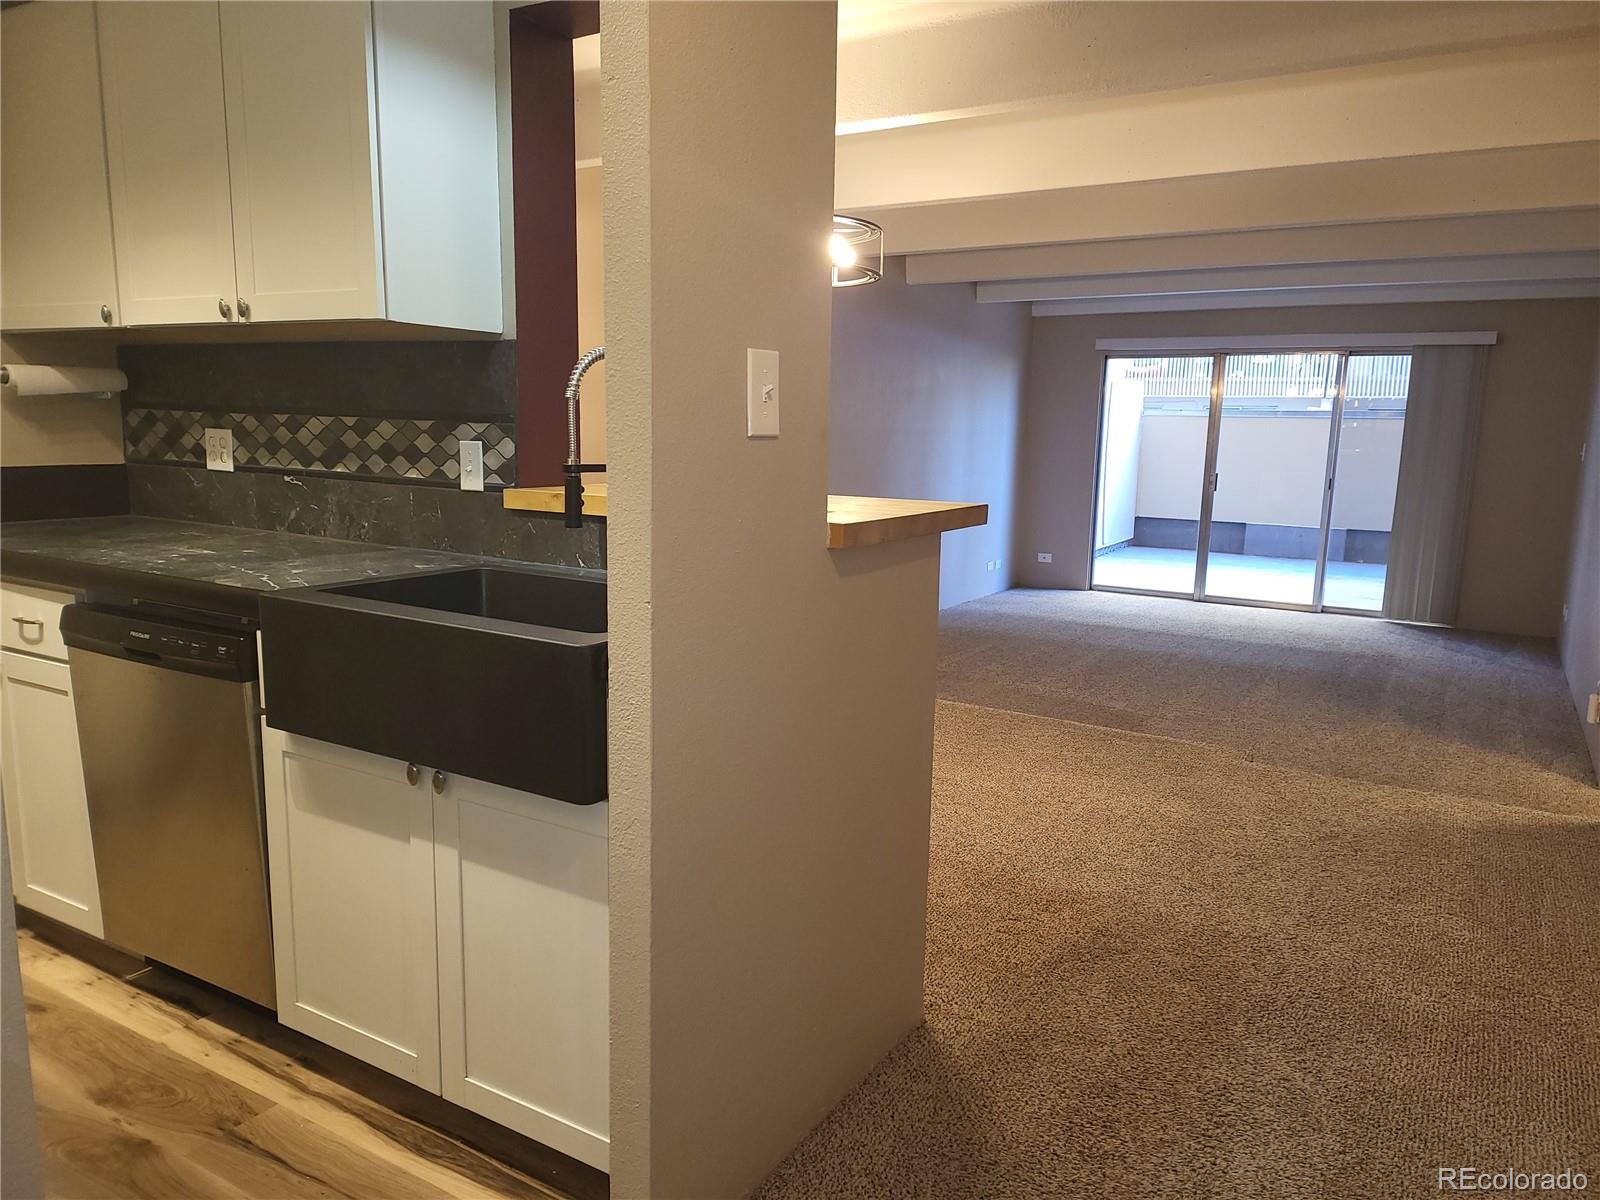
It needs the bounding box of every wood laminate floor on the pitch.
[16,929,592,1200]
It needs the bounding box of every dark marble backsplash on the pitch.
[119,341,516,419]
[128,464,604,570]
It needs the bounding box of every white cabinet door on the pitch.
[435,775,610,1171]
[220,1,383,323]
[97,1,239,327]
[0,652,103,938]
[262,729,439,1090]
[0,2,120,331]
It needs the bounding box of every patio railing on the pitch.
[1113,354,1411,414]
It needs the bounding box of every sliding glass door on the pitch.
[1324,355,1410,611]
[1091,356,1215,596]
[1199,353,1342,608]
[1092,348,1411,615]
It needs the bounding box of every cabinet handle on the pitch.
[11,616,43,639]
[237,298,251,321]
[219,298,233,321]
[432,770,447,795]
[405,762,420,786]
[99,303,112,324]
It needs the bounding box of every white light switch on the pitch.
[747,348,779,438]
[204,427,234,472]
[459,439,484,491]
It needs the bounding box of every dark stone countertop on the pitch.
[0,515,566,620]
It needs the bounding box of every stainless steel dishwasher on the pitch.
[61,603,276,1008]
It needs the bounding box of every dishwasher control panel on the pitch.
[60,604,257,683]
[126,624,241,667]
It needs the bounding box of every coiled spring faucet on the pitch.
[563,346,605,528]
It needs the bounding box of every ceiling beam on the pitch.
[1030,278,1600,318]
[977,251,1600,304]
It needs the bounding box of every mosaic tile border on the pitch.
[124,409,517,486]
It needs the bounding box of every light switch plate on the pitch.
[747,348,779,438]
[204,427,234,472]
[459,439,484,491]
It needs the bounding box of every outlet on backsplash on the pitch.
[460,439,484,492]
[204,428,234,472]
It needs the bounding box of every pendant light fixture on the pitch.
[830,214,883,287]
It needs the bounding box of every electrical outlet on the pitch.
[459,439,484,492]
[1588,693,1600,725]
[204,427,234,472]
[1037,552,1053,563]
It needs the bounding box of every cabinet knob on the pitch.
[405,762,420,786]
[100,304,112,324]
[432,770,447,795]
[219,298,233,321]
[237,298,251,321]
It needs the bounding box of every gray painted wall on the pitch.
[1561,349,1600,778]
[829,257,1030,608]
[1015,298,1600,639]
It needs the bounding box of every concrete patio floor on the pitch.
[1091,544,1386,610]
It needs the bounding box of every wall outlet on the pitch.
[1037,552,1053,563]
[203,427,234,472]
[459,439,484,491]
[746,348,779,438]
[1588,692,1600,726]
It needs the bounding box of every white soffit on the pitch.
[1093,333,1500,351]
[835,37,1598,211]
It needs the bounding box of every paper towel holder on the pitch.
[1,363,129,399]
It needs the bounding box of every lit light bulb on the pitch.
[829,233,857,269]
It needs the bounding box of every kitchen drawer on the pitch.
[1,582,76,661]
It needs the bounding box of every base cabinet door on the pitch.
[262,729,439,1090]
[0,652,103,936]
[434,774,610,1172]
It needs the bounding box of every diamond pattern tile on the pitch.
[123,409,517,485]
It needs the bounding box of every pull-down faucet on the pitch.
[563,346,605,528]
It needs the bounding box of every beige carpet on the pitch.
[938,589,1597,814]
[755,592,1600,1200]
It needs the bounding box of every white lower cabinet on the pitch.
[1,650,104,937]
[435,772,610,1171]
[262,727,609,1170]
[262,731,440,1089]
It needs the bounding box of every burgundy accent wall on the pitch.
[510,2,598,486]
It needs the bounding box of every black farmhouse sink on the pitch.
[259,565,607,804]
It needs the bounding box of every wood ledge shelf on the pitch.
[502,484,987,549]
[503,482,609,516]
[825,495,987,549]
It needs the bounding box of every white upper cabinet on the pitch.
[219,2,383,324]
[0,2,121,331]
[98,1,239,327]
[1,1,502,334]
